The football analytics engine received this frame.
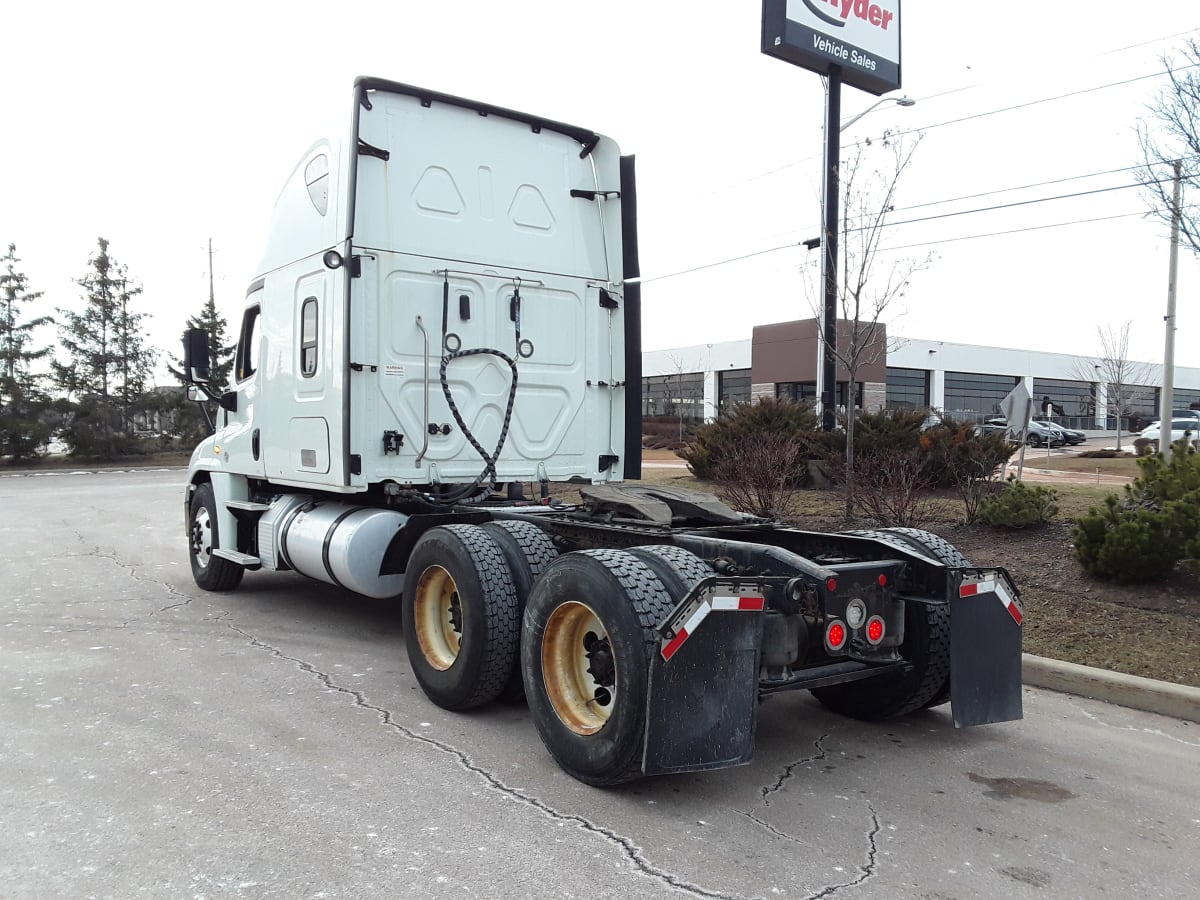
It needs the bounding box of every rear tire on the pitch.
[870,528,971,710]
[628,544,714,602]
[187,483,244,592]
[480,520,559,702]
[522,550,673,786]
[812,528,967,719]
[403,525,519,710]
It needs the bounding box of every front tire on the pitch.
[522,550,673,786]
[403,525,519,710]
[188,483,244,592]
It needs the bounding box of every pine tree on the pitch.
[185,287,234,393]
[54,238,155,455]
[0,244,55,460]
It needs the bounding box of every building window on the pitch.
[1172,388,1200,411]
[1032,377,1097,420]
[717,368,751,415]
[943,372,1020,420]
[776,381,817,404]
[642,372,704,422]
[886,367,929,410]
[776,381,861,408]
[300,297,318,377]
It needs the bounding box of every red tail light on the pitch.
[825,620,847,652]
[866,616,885,645]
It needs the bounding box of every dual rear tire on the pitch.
[402,528,712,785]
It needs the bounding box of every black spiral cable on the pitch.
[433,274,521,501]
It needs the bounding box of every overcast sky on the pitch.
[2,1,1199,379]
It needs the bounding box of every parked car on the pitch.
[1135,418,1200,453]
[1033,418,1086,445]
[983,418,1065,447]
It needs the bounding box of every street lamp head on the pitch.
[895,96,916,107]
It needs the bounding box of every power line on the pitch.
[841,178,1172,234]
[875,210,1153,253]
[705,63,1200,199]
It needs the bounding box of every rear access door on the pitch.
[347,80,628,489]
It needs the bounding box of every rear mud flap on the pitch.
[951,571,1024,726]
[643,602,764,777]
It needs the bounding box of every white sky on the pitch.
[2,1,1199,379]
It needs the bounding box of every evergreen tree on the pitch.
[184,290,234,392]
[0,244,55,460]
[53,238,155,455]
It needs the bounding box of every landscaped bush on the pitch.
[713,433,805,519]
[852,445,937,527]
[681,399,816,481]
[1077,449,1133,459]
[1073,438,1200,581]
[978,477,1059,528]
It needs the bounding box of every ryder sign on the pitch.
[762,0,901,95]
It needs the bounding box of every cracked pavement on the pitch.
[2,469,1199,898]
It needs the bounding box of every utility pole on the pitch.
[1158,160,1181,462]
[820,69,841,432]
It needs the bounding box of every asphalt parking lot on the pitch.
[2,467,1198,899]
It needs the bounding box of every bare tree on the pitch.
[1137,37,1200,257]
[809,130,934,519]
[1074,322,1156,452]
[663,351,704,440]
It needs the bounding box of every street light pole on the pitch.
[816,84,914,431]
[820,69,842,431]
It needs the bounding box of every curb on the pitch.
[1023,654,1200,723]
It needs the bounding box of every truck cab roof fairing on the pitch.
[353,77,601,158]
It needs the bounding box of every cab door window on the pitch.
[300,297,318,377]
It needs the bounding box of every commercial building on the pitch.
[642,317,1200,432]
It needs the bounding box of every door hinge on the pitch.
[350,362,378,372]
[598,289,619,309]
[598,454,619,472]
[357,138,390,161]
[570,189,620,201]
[350,454,362,475]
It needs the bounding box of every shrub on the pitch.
[1077,449,1133,459]
[681,399,816,481]
[920,419,1015,521]
[1073,438,1200,581]
[978,477,1059,528]
[852,445,937,527]
[713,433,804,519]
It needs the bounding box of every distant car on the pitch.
[1136,418,1200,452]
[1033,419,1086,445]
[983,418,1064,447]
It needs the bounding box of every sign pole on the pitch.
[821,67,841,432]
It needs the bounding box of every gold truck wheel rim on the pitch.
[542,601,616,735]
[414,565,462,671]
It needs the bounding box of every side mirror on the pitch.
[183,328,211,383]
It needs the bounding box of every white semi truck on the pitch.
[182,78,1023,786]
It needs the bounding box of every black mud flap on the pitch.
[950,570,1024,726]
[642,586,765,776]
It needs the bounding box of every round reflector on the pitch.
[877,573,888,587]
[826,577,838,592]
[825,620,847,652]
[866,616,885,645]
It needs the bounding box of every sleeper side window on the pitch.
[236,304,261,382]
[300,297,318,377]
